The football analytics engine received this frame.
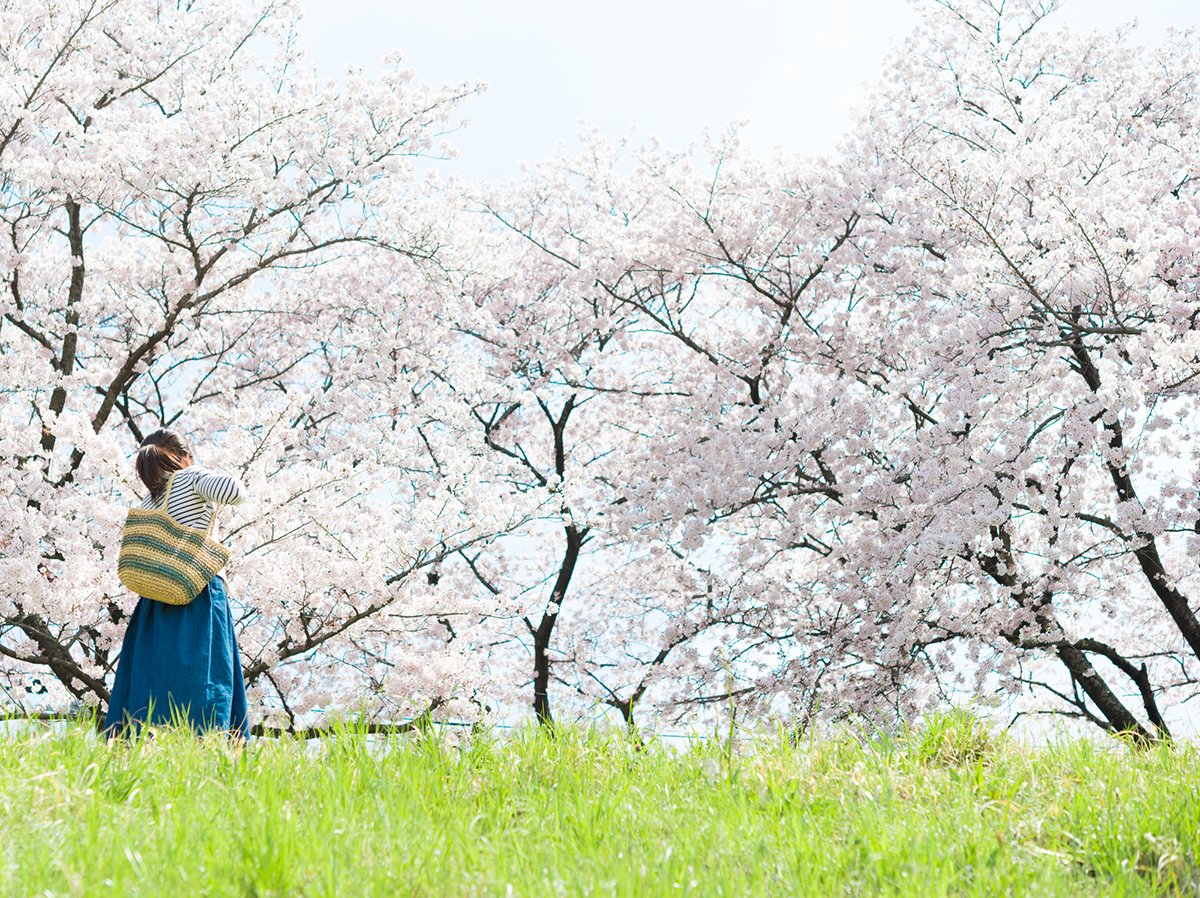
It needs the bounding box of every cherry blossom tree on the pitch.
[419,144,690,727]
[458,135,859,731]
[846,0,1200,740]
[580,0,1200,741]
[0,0,546,729]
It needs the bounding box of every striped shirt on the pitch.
[140,466,246,530]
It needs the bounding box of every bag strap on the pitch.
[159,470,179,511]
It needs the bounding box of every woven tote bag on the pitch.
[117,471,231,605]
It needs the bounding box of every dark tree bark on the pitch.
[1068,332,1200,665]
[525,394,588,727]
[39,200,84,456]
[530,522,586,726]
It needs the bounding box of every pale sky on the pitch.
[293,1,1200,179]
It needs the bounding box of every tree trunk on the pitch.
[531,522,585,726]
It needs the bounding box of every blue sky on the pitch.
[293,1,1200,179]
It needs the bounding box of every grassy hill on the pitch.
[1,712,1196,896]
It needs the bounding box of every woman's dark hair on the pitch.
[136,429,190,499]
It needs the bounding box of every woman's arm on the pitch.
[191,469,246,506]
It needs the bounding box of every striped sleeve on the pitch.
[191,468,246,506]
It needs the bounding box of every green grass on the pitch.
[1,713,1198,897]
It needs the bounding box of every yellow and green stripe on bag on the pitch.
[118,508,230,605]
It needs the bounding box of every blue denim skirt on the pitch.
[104,575,249,738]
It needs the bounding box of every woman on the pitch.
[105,429,250,739]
